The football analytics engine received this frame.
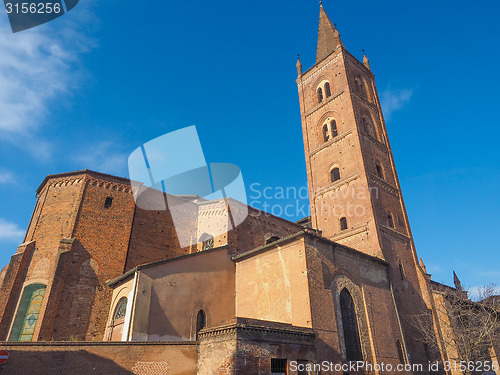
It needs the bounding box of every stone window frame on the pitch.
[332,276,370,363]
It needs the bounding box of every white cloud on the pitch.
[0,5,97,156]
[72,141,128,176]
[0,170,15,184]
[0,218,24,241]
[381,87,413,121]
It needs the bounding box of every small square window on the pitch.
[271,358,287,375]
[104,197,113,208]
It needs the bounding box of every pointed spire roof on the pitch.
[363,50,371,71]
[296,54,303,77]
[453,271,462,291]
[316,3,342,63]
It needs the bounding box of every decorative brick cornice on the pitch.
[310,129,353,156]
[368,174,399,197]
[351,91,379,111]
[328,223,368,242]
[379,225,410,243]
[313,174,360,199]
[198,321,315,344]
[301,53,340,84]
[86,177,135,194]
[305,90,344,118]
[362,133,388,153]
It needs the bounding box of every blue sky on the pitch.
[0,0,498,293]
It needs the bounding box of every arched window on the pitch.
[340,217,348,231]
[200,233,214,251]
[8,283,46,342]
[331,120,338,137]
[388,213,394,228]
[330,167,340,182]
[317,87,323,103]
[376,163,384,179]
[323,124,330,142]
[114,297,128,320]
[362,117,375,138]
[339,288,363,362]
[397,340,406,364]
[324,82,331,97]
[354,76,366,98]
[399,261,405,280]
[196,310,206,338]
[266,236,280,245]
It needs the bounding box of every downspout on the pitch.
[124,270,139,342]
[388,270,413,375]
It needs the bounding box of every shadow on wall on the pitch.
[0,350,133,375]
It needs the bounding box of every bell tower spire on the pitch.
[316,3,342,63]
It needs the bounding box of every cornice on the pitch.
[198,322,315,343]
[379,225,410,243]
[304,90,345,118]
[368,174,399,197]
[310,129,353,156]
[314,174,360,199]
[362,133,388,153]
[328,223,368,242]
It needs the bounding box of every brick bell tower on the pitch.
[297,3,437,366]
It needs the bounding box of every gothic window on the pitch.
[200,233,214,251]
[330,167,340,182]
[271,358,287,375]
[354,76,366,99]
[317,87,323,103]
[8,284,46,342]
[324,82,332,97]
[397,340,406,364]
[340,217,348,231]
[323,124,330,142]
[331,120,338,137]
[104,197,113,208]
[266,236,280,245]
[388,213,394,228]
[339,288,363,362]
[362,117,376,138]
[114,297,128,320]
[376,163,384,179]
[196,310,206,338]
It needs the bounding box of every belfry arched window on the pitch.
[339,288,363,362]
[324,82,332,97]
[362,117,375,138]
[317,87,323,103]
[8,283,46,342]
[323,124,330,142]
[376,163,384,179]
[388,213,394,228]
[331,120,338,137]
[330,167,340,183]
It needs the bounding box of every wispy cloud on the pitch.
[0,218,24,242]
[0,170,15,184]
[467,285,500,301]
[381,87,413,121]
[0,5,97,157]
[72,141,129,176]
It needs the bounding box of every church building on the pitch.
[0,4,496,375]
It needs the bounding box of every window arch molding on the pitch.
[314,76,335,104]
[331,275,369,363]
[317,111,342,145]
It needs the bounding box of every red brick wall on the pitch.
[0,341,197,375]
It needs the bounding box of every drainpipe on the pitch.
[388,270,413,375]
